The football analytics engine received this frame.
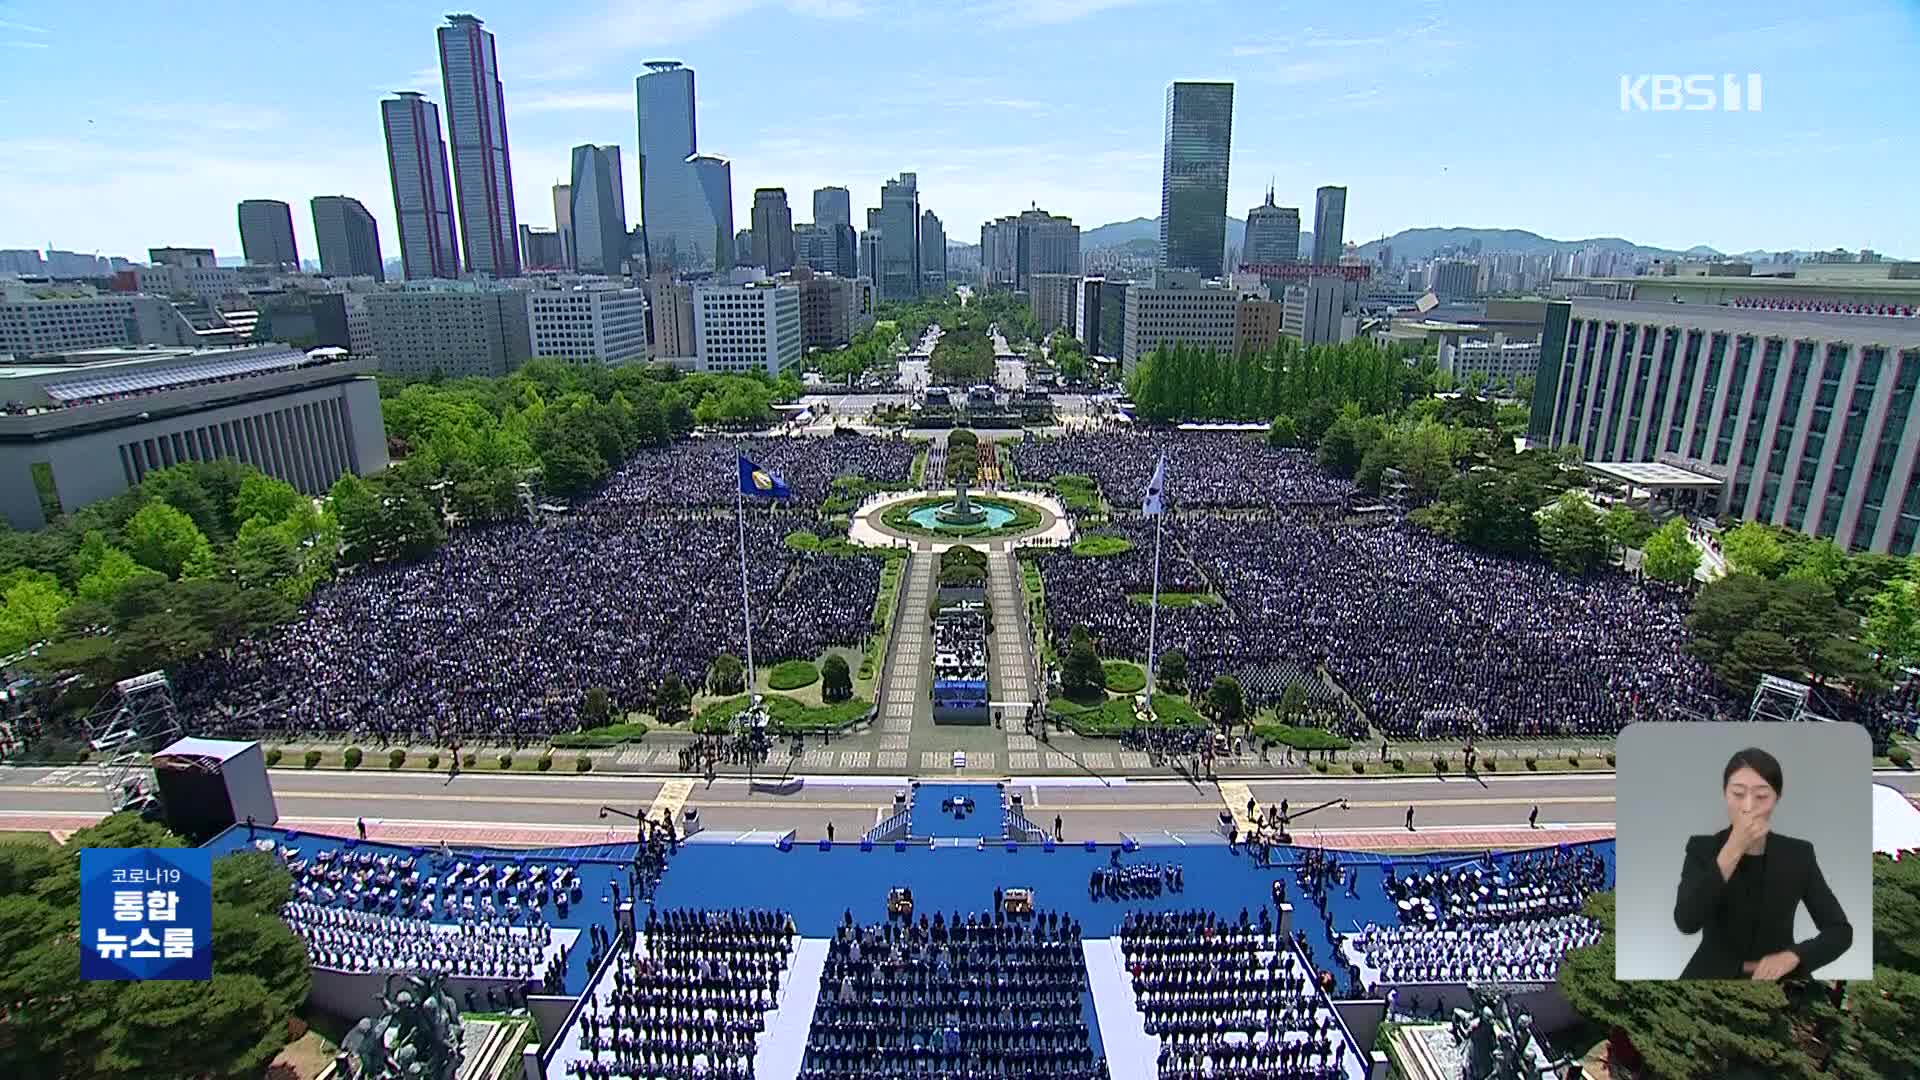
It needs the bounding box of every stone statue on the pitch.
[341,971,465,1080]
[1447,983,1564,1080]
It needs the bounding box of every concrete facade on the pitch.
[1530,299,1920,554]
[0,351,388,529]
[1121,270,1240,374]
[1237,297,1284,355]
[693,281,802,376]
[310,196,385,280]
[0,291,195,357]
[527,287,649,366]
[365,287,532,378]
[1029,273,1080,336]
[237,200,300,270]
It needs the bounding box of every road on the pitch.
[7,765,1911,849]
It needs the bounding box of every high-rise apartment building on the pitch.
[1530,300,1920,554]
[569,144,629,274]
[437,14,519,276]
[1242,186,1300,268]
[527,286,649,365]
[552,183,573,267]
[751,188,796,274]
[920,210,947,293]
[979,209,1080,292]
[381,92,460,280]
[237,200,299,270]
[636,61,733,273]
[1431,259,1479,300]
[310,196,385,280]
[869,173,922,301]
[1159,81,1234,278]
[1312,185,1347,268]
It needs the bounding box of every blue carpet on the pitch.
[907,783,1006,840]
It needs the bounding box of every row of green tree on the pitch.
[811,322,901,381]
[878,289,1039,352]
[928,326,995,387]
[1560,852,1920,1078]
[1127,339,1430,425]
[0,813,313,1079]
[945,430,981,486]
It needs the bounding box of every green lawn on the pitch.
[768,659,821,690]
[1049,692,1205,735]
[1071,533,1133,557]
[0,830,56,847]
[1126,591,1222,607]
[1250,722,1352,751]
[695,693,872,733]
[1102,660,1147,694]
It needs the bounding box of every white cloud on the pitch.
[3,39,47,48]
[116,103,291,133]
[0,18,50,33]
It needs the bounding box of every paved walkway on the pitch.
[877,552,936,771]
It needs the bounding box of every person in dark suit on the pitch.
[1673,746,1852,980]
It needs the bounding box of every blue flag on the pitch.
[1142,452,1167,515]
[739,456,791,500]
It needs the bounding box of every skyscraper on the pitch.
[1159,81,1233,278]
[237,199,299,269]
[311,196,385,280]
[381,91,460,280]
[1312,185,1346,267]
[552,183,573,268]
[570,145,629,274]
[873,173,920,300]
[636,60,733,273]
[979,208,1080,291]
[814,186,857,278]
[437,14,519,276]
[1241,185,1300,268]
[751,188,795,274]
[920,210,947,293]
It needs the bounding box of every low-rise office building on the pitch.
[1120,271,1239,374]
[1029,273,1080,337]
[1529,298,1920,554]
[1,285,200,357]
[0,343,389,529]
[693,281,801,377]
[526,286,649,366]
[364,284,532,378]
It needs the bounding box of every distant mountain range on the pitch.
[1078,219,1890,264]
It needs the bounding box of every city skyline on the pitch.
[1,1,1917,265]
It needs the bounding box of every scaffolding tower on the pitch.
[83,670,182,812]
[1748,674,1834,724]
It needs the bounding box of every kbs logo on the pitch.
[1619,74,1763,112]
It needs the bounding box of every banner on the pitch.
[81,847,214,981]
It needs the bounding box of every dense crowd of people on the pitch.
[178,509,882,745]
[1383,847,1609,929]
[592,432,914,509]
[1119,909,1360,1080]
[802,908,1107,1080]
[279,901,557,983]
[1010,432,1356,511]
[1346,914,1603,987]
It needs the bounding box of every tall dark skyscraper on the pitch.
[438,14,519,276]
[751,188,795,273]
[1312,185,1347,267]
[237,199,299,269]
[873,173,921,300]
[813,186,857,278]
[1242,185,1300,267]
[1159,81,1233,278]
[381,91,460,280]
[569,144,628,273]
[311,196,385,280]
[636,61,733,273]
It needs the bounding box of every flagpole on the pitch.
[1146,509,1163,703]
[736,459,757,699]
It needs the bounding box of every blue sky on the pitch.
[1,0,1916,264]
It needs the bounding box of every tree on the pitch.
[123,502,213,579]
[655,673,692,725]
[1863,572,1920,671]
[1205,675,1246,734]
[1060,625,1107,701]
[1155,648,1187,691]
[1641,518,1704,584]
[1602,506,1656,562]
[1277,683,1308,724]
[230,473,302,528]
[1722,522,1789,578]
[228,517,299,591]
[73,535,161,604]
[821,654,853,701]
[1266,415,1300,448]
[0,569,71,654]
[1537,491,1609,576]
[708,653,745,695]
[1782,537,1849,591]
[582,686,612,728]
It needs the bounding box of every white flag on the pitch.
[1142,452,1167,516]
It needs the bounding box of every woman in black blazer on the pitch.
[1672,746,1852,980]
